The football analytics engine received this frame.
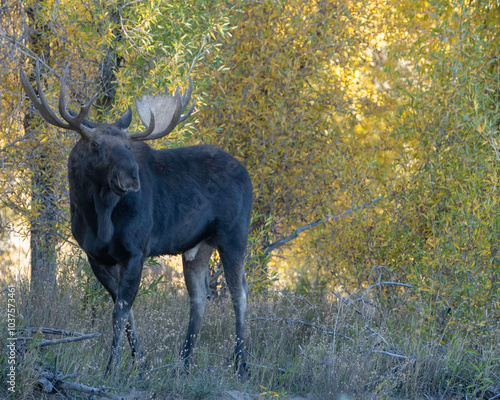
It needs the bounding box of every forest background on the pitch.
[0,0,499,399]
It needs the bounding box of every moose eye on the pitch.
[92,140,101,149]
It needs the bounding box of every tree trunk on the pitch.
[96,3,123,113]
[29,150,58,293]
[24,4,58,303]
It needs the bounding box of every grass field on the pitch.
[1,259,499,400]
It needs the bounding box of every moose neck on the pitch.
[93,185,121,243]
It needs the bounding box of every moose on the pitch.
[20,61,253,377]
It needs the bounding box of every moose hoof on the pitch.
[236,362,249,381]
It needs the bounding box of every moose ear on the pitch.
[115,108,132,131]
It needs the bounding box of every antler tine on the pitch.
[127,110,156,140]
[58,64,96,139]
[20,60,71,130]
[181,77,192,107]
[179,77,195,123]
[134,90,183,141]
[20,60,96,139]
[131,79,194,142]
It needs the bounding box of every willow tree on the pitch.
[192,0,398,286]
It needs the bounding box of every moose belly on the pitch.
[147,211,216,257]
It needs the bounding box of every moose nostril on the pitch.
[130,178,140,192]
[116,171,140,193]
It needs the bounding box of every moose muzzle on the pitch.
[111,163,140,196]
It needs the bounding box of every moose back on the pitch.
[20,61,253,376]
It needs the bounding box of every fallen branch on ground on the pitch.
[17,327,101,347]
[38,368,123,400]
[14,327,121,399]
[18,332,101,347]
[23,327,87,336]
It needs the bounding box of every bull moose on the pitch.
[20,61,253,377]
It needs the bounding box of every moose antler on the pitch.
[20,60,97,140]
[21,60,193,141]
[130,77,195,141]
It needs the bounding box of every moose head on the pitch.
[20,60,194,198]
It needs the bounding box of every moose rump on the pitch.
[20,61,253,377]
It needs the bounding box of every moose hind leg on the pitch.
[219,244,249,377]
[184,242,202,262]
[181,242,213,371]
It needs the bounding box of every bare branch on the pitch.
[264,195,386,253]
[150,363,176,372]
[16,328,101,347]
[364,324,389,346]
[266,289,321,321]
[38,332,101,347]
[188,35,218,77]
[347,281,413,307]
[16,333,102,347]
[22,327,87,336]
[0,29,81,96]
[0,132,33,153]
[38,368,124,400]
[56,381,123,400]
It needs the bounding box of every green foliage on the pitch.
[245,213,278,292]
[137,260,168,298]
[262,0,500,338]
[197,0,384,239]
[384,0,500,331]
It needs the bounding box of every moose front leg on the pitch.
[125,308,143,360]
[105,255,144,376]
[106,299,131,375]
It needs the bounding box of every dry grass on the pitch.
[1,262,499,400]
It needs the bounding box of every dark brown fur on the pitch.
[20,64,252,377]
